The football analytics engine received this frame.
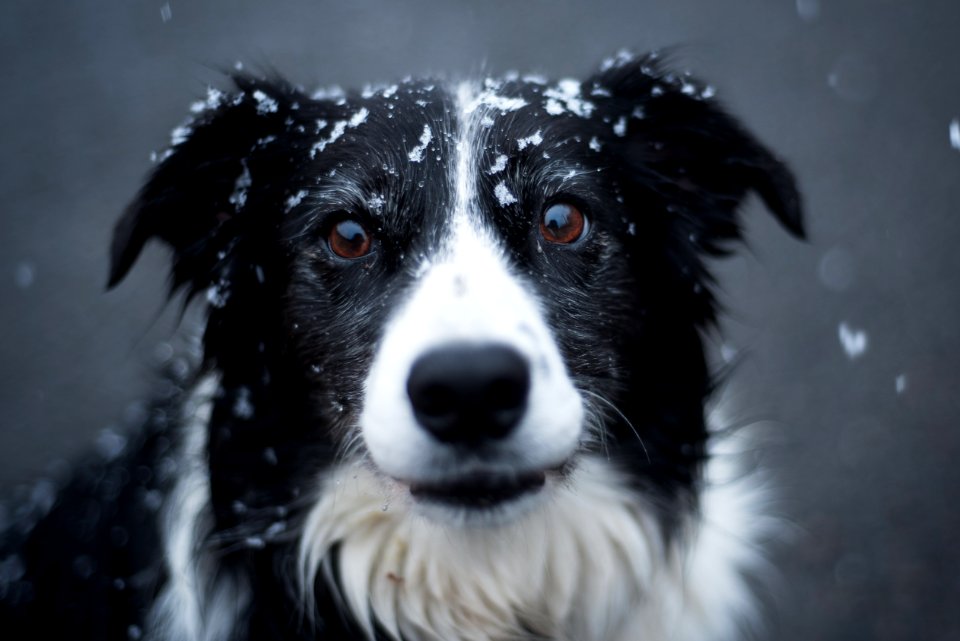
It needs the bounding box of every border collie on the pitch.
[0,51,803,641]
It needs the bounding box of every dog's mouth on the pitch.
[408,469,547,509]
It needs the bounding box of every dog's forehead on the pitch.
[288,73,629,246]
[304,73,619,170]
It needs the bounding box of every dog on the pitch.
[0,50,803,641]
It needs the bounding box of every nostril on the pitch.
[406,343,530,444]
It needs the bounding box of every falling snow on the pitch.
[796,0,821,22]
[263,447,278,466]
[14,262,34,289]
[838,322,868,359]
[96,429,127,461]
[950,118,960,151]
[895,374,908,394]
[589,137,602,152]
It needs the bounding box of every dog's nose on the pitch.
[406,343,530,444]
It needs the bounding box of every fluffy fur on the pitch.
[0,50,802,641]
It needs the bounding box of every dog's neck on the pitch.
[298,451,766,641]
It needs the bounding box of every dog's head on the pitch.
[110,53,802,529]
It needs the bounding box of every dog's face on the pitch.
[109,53,801,530]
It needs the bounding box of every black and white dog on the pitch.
[0,51,803,640]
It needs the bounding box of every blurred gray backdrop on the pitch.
[2,0,958,639]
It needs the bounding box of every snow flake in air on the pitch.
[588,137,602,152]
[950,118,960,151]
[14,262,34,289]
[895,374,908,395]
[838,322,868,359]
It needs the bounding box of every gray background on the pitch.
[2,0,958,639]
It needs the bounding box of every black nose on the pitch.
[406,343,530,445]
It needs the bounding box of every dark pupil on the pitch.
[335,220,367,248]
[544,205,574,235]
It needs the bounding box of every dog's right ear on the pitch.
[107,75,306,296]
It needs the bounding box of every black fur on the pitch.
[0,53,802,639]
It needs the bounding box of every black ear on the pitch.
[589,53,804,250]
[108,74,308,294]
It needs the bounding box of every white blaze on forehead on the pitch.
[357,81,583,484]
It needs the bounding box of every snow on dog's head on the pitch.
[109,51,803,641]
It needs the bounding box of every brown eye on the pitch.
[328,218,372,259]
[540,203,587,244]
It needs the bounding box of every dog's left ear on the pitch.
[589,54,804,250]
[108,74,307,296]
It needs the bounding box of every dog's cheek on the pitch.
[536,233,634,387]
[282,259,385,435]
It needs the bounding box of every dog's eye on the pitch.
[328,218,372,259]
[540,203,587,245]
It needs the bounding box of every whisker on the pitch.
[580,389,650,463]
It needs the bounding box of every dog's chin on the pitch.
[401,468,553,527]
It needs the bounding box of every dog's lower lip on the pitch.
[408,470,547,508]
